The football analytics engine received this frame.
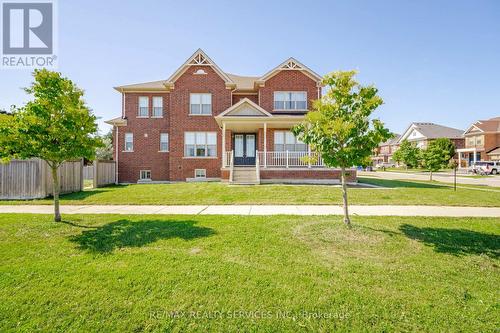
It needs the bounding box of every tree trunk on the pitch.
[429,170,433,181]
[51,165,61,222]
[340,167,351,228]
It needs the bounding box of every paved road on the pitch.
[359,171,500,187]
[0,205,499,217]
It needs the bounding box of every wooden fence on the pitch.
[0,159,83,200]
[83,165,94,180]
[93,160,116,187]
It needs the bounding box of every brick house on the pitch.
[457,117,500,167]
[106,49,357,184]
[372,134,400,166]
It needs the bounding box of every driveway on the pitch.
[359,171,500,187]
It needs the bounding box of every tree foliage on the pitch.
[0,69,102,221]
[421,138,455,180]
[292,70,391,226]
[393,139,421,168]
[95,130,114,161]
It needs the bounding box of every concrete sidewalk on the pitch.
[0,205,499,217]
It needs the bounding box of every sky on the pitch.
[0,0,499,135]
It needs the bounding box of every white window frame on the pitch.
[273,91,307,111]
[159,133,169,152]
[189,93,212,115]
[139,170,151,180]
[138,96,149,117]
[184,132,217,158]
[152,96,163,118]
[195,169,206,178]
[124,133,133,152]
[273,131,307,152]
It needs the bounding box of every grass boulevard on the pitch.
[0,213,498,332]
[1,178,499,207]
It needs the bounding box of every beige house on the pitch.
[397,122,464,149]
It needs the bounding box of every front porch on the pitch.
[215,98,357,184]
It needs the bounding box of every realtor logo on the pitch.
[1,0,57,68]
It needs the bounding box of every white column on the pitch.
[458,152,462,168]
[473,148,477,164]
[222,122,226,168]
[263,122,267,168]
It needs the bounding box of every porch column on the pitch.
[263,122,267,168]
[458,152,462,168]
[222,122,226,168]
[473,148,477,164]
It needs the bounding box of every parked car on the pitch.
[472,161,499,175]
[375,162,396,169]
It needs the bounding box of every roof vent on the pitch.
[194,69,207,75]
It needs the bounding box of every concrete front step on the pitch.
[232,167,260,185]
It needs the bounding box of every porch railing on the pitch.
[258,151,325,168]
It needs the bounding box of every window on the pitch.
[140,170,151,180]
[195,169,206,178]
[138,96,149,117]
[124,133,133,151]
[160,133,169,152]
[273,91,307,110]
[184,132,217,157]
[476,135,483,146]
[190,93,212,115]
[274,131,307,151]
[152,97,163,117]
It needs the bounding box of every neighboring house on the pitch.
[106,49,356,184]
[457,117,500,167]
[372,134,400,166]
[397,122,464,150]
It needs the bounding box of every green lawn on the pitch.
[1,178,499,206]
[0,214,498,332]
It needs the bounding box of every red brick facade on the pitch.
[110,51,354,183]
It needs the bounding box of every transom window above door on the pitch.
[273,92,307,110]
[190,93,212,115]
[274,131,307,151]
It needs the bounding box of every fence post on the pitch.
[93,160,98,188]
[80,159,84,191]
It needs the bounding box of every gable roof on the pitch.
[256,57,322,86]
[379,134,400,147]
[217,98,272,118]
[398,122,464,143]
[465,116,500,134]
[114,50,323,92]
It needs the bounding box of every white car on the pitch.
[472,161,499,175]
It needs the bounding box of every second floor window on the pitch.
[185,132,217,157]
[138,97,149,117]
[152,97,163,117]
[190,93,212,115]
[274,131,307,152]
[124,133,133,151]
[160,133,169,152]
[274,92,307,110]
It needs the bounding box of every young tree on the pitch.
[293,71,391,227]
[393,139,421,169]
[421,138,455,181]
[0,69,102,222]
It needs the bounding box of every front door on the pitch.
[234,134,256,165]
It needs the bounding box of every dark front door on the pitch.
[234,133,256,165]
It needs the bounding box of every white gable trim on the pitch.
[217,98,272,118]
[256,57,322,86]
[463,124,484,136]
[398,124,427,143]
[165,49,235,89]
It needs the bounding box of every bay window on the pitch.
[184,132,217,157]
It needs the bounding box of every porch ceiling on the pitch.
[218,116,305,131]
